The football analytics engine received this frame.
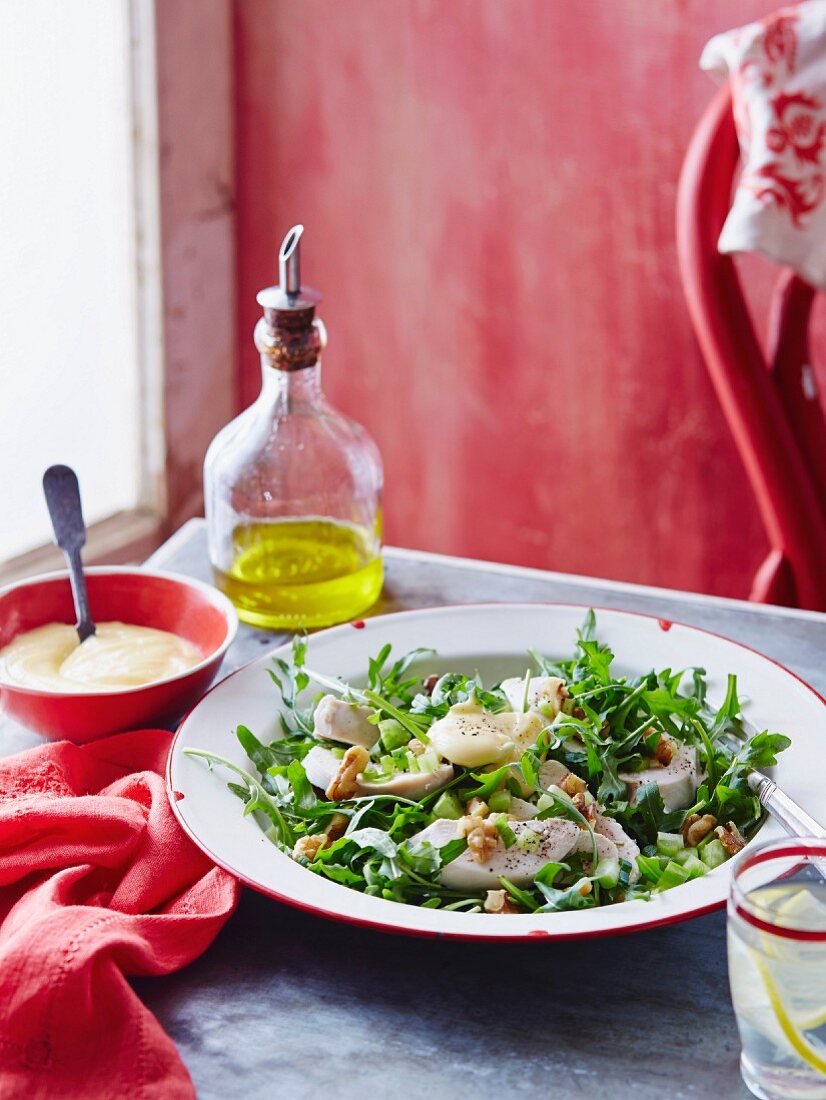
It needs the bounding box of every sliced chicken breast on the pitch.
[302,744,453,800]
[593,815,641,882]
[508,796,539,820]
[572,829,620,868]
[303,744,340,791]
[500,676,567,718]
[410,817,582,890]
[539,758,570,789]
[313,694,379,750]
[358,764,454,798]
[618,740,699,812]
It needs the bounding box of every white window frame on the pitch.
[0,0,237,584]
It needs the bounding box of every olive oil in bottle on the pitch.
[213,517,383,630]
[204,226,384,630]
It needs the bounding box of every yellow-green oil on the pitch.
[214,517,383,629]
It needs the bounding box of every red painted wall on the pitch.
[233,0,821,598]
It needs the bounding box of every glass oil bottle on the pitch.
[204,226,384,629]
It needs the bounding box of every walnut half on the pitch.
[458,815,499,864]
[682,812,717,847]
[571,792,597,824]
[654,735,676,766]
[715,821,746,857]
[422,674,440,696]
[293,834,327,862]
[559,772,587,797]
[484,889,519,914]
[325,745,369,800]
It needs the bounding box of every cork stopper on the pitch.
[255,225,324,371]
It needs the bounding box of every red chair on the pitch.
[677,85,826,611]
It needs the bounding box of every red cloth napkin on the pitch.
[0,729,240,1099]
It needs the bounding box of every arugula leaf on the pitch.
[184,749,294,846]
[438,837,468,867]
[237,723,282,774]
[689,667,707,705]
[691,718,719,791]
[267,637,314,737]
[535,877,596,912]
[577,639,614,685]
[500,877,540,913]
[362,688,431,741]
[632,782,687,843]
[286,759,317,815]
[466,763,515,801]
[716,674,741,725]
[733,730,791,770]
[642,686,700,721]
[312,862,365,887]
[368,645,436,704]
[318,827,398,862]
[596,752,626,804]
[578,609,597,643]
[519,751,540,792]
[398,839,442,875]
[534,861,569,887]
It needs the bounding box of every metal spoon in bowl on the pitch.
[42,465,96,643]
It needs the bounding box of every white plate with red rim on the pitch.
[167,603,826,940]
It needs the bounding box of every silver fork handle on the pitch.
[749,771,826,839]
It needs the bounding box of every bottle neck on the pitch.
[259,358,322,411]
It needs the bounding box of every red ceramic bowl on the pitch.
[0,567,238,742]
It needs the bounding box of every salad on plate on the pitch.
[187,611,790,915]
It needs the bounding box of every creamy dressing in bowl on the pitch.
[0,621,202,693]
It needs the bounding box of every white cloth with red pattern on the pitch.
[701,1,826,290]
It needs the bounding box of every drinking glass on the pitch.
[728,837,826,1099]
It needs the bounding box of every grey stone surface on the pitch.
[4,520,826,1099]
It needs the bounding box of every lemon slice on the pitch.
[743,884,826,1056]
[753,955,826,1076]
[750,885,826,930]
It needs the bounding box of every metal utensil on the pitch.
[42,465,96,643]
[721,723,825,839]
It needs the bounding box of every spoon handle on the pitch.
[748,771,826,839]
[42,465,96,642]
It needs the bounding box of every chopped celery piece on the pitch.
[636,854,663,884]
[432,791,463,820]
[378,754,396,774]
[405,750,420,773]
[657,860,691,891]
[656,832,685,857]
[488,790,511,814]
[379,719,411,752]
[536,792,554,813]
[681,855,708,880]
[516,828,541,854]
[701,838,728,869]
[594,854,620,888]
[494,815,517,848]
[674,846,700,865]
[417,751,440,775]
[362,768,392,783]
[330,746,345,760]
